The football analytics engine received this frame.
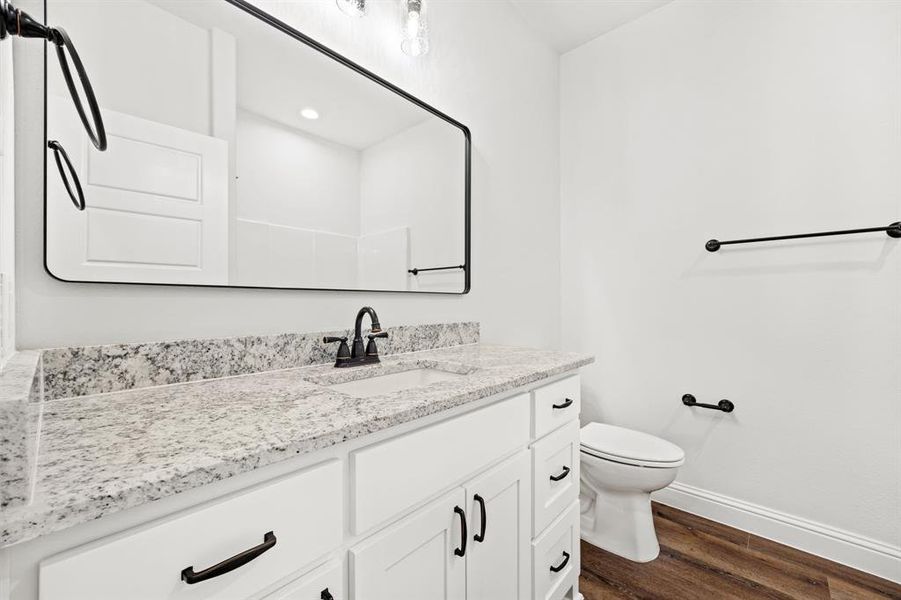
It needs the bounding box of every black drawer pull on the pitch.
[181,531,276,584]
[321,589,334,600]
[549,466,571,482]
[550,550,571,573]
[552,398,573,410]
[454,506,467,557]
[473,494,487,543]
[48,140,85,211]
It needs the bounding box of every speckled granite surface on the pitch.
[0,351,41,511]
[0,343,591,548]
[41,321,480,400]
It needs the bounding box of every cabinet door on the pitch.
[465,451,532,600]
[351,488,466,600]
[264,559,344,600]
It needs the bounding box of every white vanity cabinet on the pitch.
[350,487,467,600]
[39,461,344,600]
[463,451,532,600]
[17,372,583,600]
[351,450,531,600]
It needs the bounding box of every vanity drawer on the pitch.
[264,559,345,600]
[532,500,580,600]
[40,460,343,600]
[532,420,580,536]
[352,394,530,534]
[532,375,580,439]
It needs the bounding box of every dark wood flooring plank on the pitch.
[652,502,749,549]
[580,569,639,600]
[747,534,901,599]
[653,515,831,599]
[580,504,900,600]
[581,539,791,600]
[828,576,901,600]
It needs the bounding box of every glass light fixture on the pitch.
[336,0,366,17]
[401,0,429,57]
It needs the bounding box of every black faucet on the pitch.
[323,306,388,368]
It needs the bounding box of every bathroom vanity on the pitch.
[0,324,592,600]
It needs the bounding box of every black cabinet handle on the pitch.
[47,140,85,211]
[552,398,573,410]
[453,506,467,557]
[549,466,571,482]
[473,494,487,543]
[181,531,276,584]
[550,550,571,573]
[320,589,334,600]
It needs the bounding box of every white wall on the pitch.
[46,0,211,136]
[14,0,561,348]
[0,41,14,365]
[561,0,900,572]
[236,110,361,236]
[360,117,465,292]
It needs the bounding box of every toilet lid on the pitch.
[580,423,684,467]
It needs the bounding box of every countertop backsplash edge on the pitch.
[39,321,480,400]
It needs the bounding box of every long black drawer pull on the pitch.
[48,140,85,211]
[181,531,276,584]
[473,494,487,543]
[321,589,334,600]
[552,398,573,410]
[453,506,467,557]
[550,551,571,573]
[550,466,571,482]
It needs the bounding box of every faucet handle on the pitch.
[323,336,351,365]
[365,331,388,357]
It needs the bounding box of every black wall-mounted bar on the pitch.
[705,221,901,252]
[682,394,734,413]
[408,264,465,276]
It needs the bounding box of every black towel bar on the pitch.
[706,221,901,252]
[682,394,734,413]
[408,264,465,275]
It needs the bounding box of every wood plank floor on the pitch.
[580,503,901,600]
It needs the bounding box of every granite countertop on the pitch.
[0,343,592,548]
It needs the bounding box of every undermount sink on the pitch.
[326,368,467,398]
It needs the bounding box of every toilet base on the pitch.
[580,487,660,563]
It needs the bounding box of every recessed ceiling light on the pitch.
[336,0,365,17]
[300,107,320,120]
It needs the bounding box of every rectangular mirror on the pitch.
[44,0,470,294]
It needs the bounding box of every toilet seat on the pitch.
[580,423,685,468]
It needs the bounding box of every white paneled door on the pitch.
[46,95,229,284]
[465,450,532,600]
[351,488,467,600]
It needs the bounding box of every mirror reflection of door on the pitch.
[45,0,468,293]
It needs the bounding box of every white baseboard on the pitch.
[653,482,901,584]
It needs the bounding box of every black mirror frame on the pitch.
[43,0,471,295]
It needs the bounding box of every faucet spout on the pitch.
[352,306,381,358]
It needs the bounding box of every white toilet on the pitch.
[579,422,685,563]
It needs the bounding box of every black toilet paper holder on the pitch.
[682,394,734,413]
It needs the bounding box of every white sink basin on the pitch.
[326,368,467,398]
